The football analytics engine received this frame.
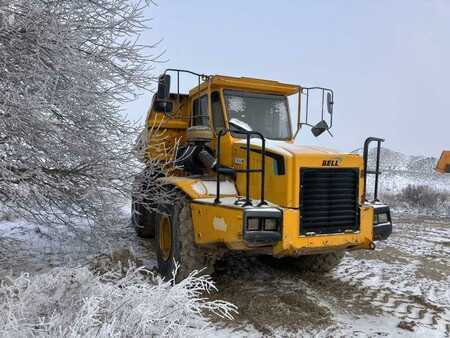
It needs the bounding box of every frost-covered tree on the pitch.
[0,266,237,336]
[0,0,161,230]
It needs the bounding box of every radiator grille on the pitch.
[300,168,359,235]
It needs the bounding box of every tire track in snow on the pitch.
[324,256,450,333]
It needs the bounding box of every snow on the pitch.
[330,255,450,336]
[191,180,237,196]
[0,201,157,274]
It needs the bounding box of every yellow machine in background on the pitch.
[436,151,450,173]
[132,69,392,280]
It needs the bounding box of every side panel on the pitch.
[144,94,189,162]
[232,144,295,207]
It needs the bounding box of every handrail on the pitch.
[214,129,267,207]
[161,69,211,127]
[363,137,385,202]
[162,69,209,98]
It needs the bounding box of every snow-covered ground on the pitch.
[213,215,450,337]
[2,212,448,337]
[0,207,155,278]
[0,210,245,337]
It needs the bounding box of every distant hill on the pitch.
[364,148,437,173]
[362,148,449,194]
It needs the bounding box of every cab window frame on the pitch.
[191,94,209,127]
[210,90,226,134]
[222,88,293,141]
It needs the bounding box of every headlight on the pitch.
[263,218,277,231]
[247,218,260,231]
[377,212,389,223]
[243,207,283,237]
[373,205,391,225]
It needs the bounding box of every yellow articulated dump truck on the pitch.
[436,151,450,173]
[132,69,393,280]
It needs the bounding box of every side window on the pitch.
[211,91,225,132]
[192,95,209,126]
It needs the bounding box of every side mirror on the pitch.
[327,92,334,114]
[311,120,329,137]
[157,74,171,100]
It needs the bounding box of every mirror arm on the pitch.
[294,86,302,139]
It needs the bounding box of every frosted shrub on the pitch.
[0,266,237,337]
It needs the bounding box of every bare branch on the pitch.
[0,0,163,233]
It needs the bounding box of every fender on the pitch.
[157,176,238,199]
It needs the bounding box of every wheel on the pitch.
[131,173,156,238]
[156,193,216,282]
[294,251,345,272]
[131,195,156,238]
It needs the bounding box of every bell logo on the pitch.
[322,159,340,167]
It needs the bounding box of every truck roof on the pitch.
[188,74,300,96]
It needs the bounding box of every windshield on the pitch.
[224,90,292,140]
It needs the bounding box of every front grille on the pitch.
[300,168,359,235]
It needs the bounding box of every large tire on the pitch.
[294,251,345,273]
[131,195,156,238]
[131,173,156,238]
[156,194,216,282]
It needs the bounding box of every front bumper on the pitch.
[191,200,380,256]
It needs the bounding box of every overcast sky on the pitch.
[124,0,449,157]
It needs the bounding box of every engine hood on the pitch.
[235,138,353,158]
[232,138,364,208]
